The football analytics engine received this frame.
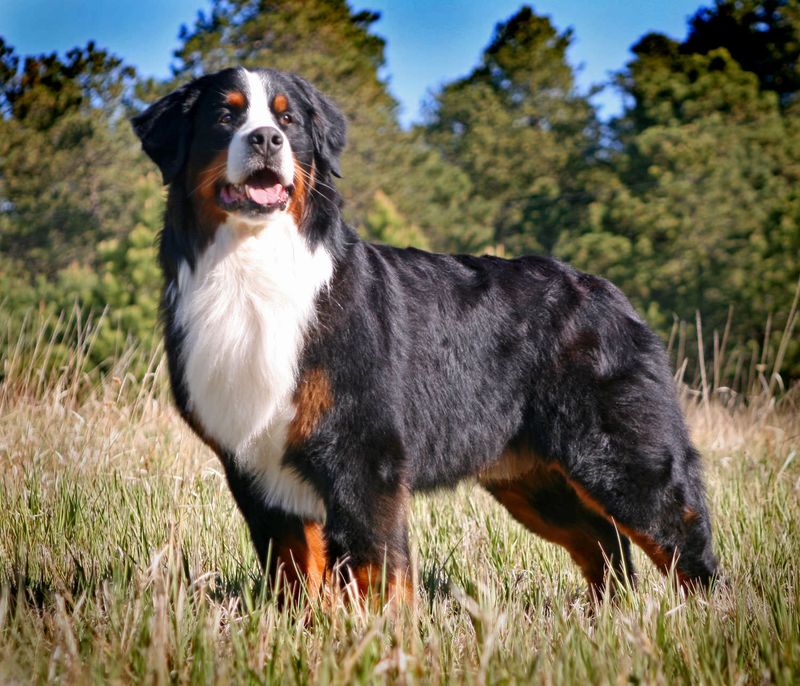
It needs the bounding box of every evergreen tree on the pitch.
[1,1,799,381]
[0,41,146,274]
[685,0,800,109]
[560,6,800,377]
[0,39,162,369]
[362,190,429,249]
[424,6,598,255]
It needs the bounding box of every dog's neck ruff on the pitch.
[175,213,332,520]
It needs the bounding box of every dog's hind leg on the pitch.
[558,441,718,590]
[481,463,635,597]
[530,262,719,589]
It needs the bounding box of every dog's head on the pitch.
[132,67,346,231]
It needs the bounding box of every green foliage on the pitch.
[0,40,162,375]
[0,174,162,375]
[2,0,800,380]
[0,39,135,127]
[91,174,163,363]
[685,0,800,107]
[0,41,150,274]
[553,2,800,378]
[424,6,598,255]
[618,38,778,131]
[1,5,800,677]
[362,190,430,250]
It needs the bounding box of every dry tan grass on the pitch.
[1,308,798,684]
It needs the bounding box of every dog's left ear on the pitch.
[291,75,347,178]
[131,79,206,185]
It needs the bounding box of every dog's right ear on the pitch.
[131,79,205,185]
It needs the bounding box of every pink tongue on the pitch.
[247,184,285,205]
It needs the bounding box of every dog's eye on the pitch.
[218,112,233,125]
[279,112,293,126]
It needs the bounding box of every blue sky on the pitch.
[1,1,702,124]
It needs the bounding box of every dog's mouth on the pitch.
[218,168,292,214]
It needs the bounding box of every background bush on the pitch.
[1,0,798,385]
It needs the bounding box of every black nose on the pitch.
[248,126,283,157]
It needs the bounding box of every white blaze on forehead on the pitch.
[242,69,273,131]
[226,68,295,187]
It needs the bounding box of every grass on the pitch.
[1,309,799,684]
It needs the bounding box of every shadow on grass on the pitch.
[1,554,278,617]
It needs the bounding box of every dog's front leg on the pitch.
[323,480,413,607]
[221,459,327,601]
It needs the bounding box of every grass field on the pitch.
[1,311,799,684]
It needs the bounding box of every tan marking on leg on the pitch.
[550,464,688,585]
[478,447,541,484]
[488,479,610,590]
[346,564,413,608]
[548,463,610,517]
[275,520,327,598]
[301,521,327,595]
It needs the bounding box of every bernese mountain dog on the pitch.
[132,67,718,602]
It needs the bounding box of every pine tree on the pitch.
[0,40,162,369]
[424,6,598,255]
[559,6,800,377]
[685,0,800,108]
[362,190,429,249]
[0,41,147,274]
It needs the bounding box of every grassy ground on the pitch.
[1,315,799,684]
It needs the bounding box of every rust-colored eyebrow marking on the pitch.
[273,94,288,113]
[224,91,246,108]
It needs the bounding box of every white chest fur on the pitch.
[175,214,333,521]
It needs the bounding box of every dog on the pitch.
[131,67,718,602]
